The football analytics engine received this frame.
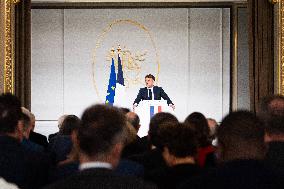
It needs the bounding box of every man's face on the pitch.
[145,77,154,88]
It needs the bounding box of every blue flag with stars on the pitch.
[105,57,116,105]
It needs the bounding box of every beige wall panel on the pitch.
[31,9,64,121]
[188,8,230,121]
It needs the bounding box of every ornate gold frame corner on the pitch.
[3,0,20,94]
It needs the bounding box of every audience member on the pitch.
[121,112,148,158]
[146,122,200,189]
[264,116,284,174]
[50,121,144,181]
[48,115,68,142]
[44,104,156,189]
[180,111,281,189]
[48,115,81,164]
[0,93,48,189]
[21,110,44,153]
[184,112,216,167]
[130,112,179,174]
[28,111,49,150]
[259,95,284,175]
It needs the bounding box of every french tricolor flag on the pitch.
[150,105,162,118]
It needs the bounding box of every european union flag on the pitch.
[105,58,116,105]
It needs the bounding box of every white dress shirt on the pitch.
[79,162,112,171]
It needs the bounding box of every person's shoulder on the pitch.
[139,87,147,91]
[154,86,163,90]
[43,169,157,189]
[112,174,157,189]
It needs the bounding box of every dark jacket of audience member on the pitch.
[184,112,216,168]
[179,111,282,189]
[122,112,148,158]
[48,115,80,164]
[20,113,44,153]
[29,130,49,150]
[0,93,49,189]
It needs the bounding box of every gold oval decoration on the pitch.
[92,19,160,101]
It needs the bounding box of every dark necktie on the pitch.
[148,89,152,100]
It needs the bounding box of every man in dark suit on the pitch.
[22,109,49,149]
[133,74,174,110]
[0,93,48,189]
[44,104,156,189]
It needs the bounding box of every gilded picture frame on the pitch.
[3,0,20,94]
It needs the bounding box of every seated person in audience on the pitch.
[48,115,68,142]
[48,115,81,164]
[115,121,144,177]
[259,95,284,174]
[121,112,148,158]
[179,111,282,189]
[28,111,49,150]
[146,122,200,189]
[21,109,44,153]
[129,112,179,174]
[0,93,49,189]
[44,104,156,189]
[184,112,216,168]
[50,120,144,181]
[264,116,284,175]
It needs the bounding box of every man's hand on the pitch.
[169,104,175,110]
[133,103,138,111]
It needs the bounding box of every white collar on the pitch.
[79,161,112,171]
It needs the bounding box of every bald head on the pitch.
[126,112,140,132]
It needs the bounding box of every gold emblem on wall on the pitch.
[106,45,147,88]
[93,19,160,101]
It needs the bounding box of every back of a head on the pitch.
[265,115,284,136]
[218,111,265,162]
[0,93,22,134]
[21,113,31,132]
[259,95,284,136]
[259,95,284,118]
[120,107,130,115]
[148,112,179,148]
[58,115,68,129]
[184,112,210,147]
[59,115,81,135]
[126,112,140,132]
[78,104,127,158]
[159,122,197,158]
